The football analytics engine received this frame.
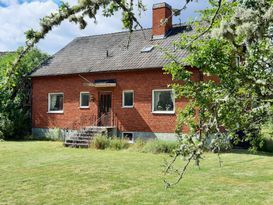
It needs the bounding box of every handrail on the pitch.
[91,110,117,127]
[91,113,106,127]
[64,110,116,132]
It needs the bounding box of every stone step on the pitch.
[64,142,90,147]
[77,133,94,137]
[65,139,90,143]
[64,126,115,148]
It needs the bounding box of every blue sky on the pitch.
[0,0,210,54]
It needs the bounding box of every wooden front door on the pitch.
[98,92,112,126]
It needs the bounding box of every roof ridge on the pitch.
[74,23,189,40]
[76,27,152,40]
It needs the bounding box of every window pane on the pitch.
[50,94,63,111]
[124,92,133,107]
[81,93,90,107]
[154,90,174,112]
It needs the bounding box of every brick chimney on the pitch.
[152,2,172,38]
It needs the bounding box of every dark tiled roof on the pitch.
[31,25,192,77]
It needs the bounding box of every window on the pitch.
[48,93,64,113]
[152,89,175,114]
[141,45,154,53]
[80,92,90,108]
[122,90,134,108]
[122,132,134,143]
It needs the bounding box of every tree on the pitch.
[0,49,48,139]
[163,0,273,187]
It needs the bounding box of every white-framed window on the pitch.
[80,92,90,108]
[122,90,134,108]
[48,93,64,113]
[122,132,134,143]
[152,89,175,114]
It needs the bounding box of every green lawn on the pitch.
[0,141,273,205]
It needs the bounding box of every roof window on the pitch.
[141,45,154,53]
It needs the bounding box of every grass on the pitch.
[0,141,273,205]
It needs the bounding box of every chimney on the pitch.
[152,2,172,38]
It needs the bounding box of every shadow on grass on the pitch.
[229,148,273,157]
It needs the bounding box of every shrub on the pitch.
[260,122,273,153]
[45,128,62,141]
[0,130,3,140]
[92,135,110,150]
[131,138,146,150]
[0,113,13,140]
[109,137,130,150]
[128,138,147,152]
[142,140,178,154]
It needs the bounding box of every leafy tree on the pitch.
[0,49,48,139]
[163,0,273,187]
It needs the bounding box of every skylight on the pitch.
[141,45,154,53]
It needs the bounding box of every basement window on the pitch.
[48,93,64,113]
[152,89,175,114]
[80,92,90,108]
[122,90,134,108]
[122,132,134,143]
[141,45,154,53]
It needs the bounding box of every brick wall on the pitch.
[32,68,201,134]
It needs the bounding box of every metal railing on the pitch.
[90,110,117,127]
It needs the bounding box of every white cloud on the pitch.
[0,0,209,54]
[0,0,58,51]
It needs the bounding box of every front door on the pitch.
[98,92,112,126]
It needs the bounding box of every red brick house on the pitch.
[31,2,201,141]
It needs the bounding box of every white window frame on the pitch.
[80,92,90,109]
[122,132,134,143]
[122,90,134,108]
[152,89,175,114]
[48,92,64,114]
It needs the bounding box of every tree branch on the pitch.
[185,0,222,50]
[164,153,194,189]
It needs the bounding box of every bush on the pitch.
[131,138,146,150]
[45,128,62,141]
[0,130,3,140]
[109,138,130,150]
[0,113,13,140]
[260,122,273,153]
[142,140,178,154]
[92,135,110,149]
[128,138,148,152]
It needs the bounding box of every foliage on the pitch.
[260,120,273,152]
[129,138,146,150]
[92,135,130,150]
[109,137,130,150]
[92,135,111,149]
[142,140,178,154]
[0,49,48,139]
[164,0,273,187]
[92,136,178,153]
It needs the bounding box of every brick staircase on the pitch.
[64,126,108,148]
